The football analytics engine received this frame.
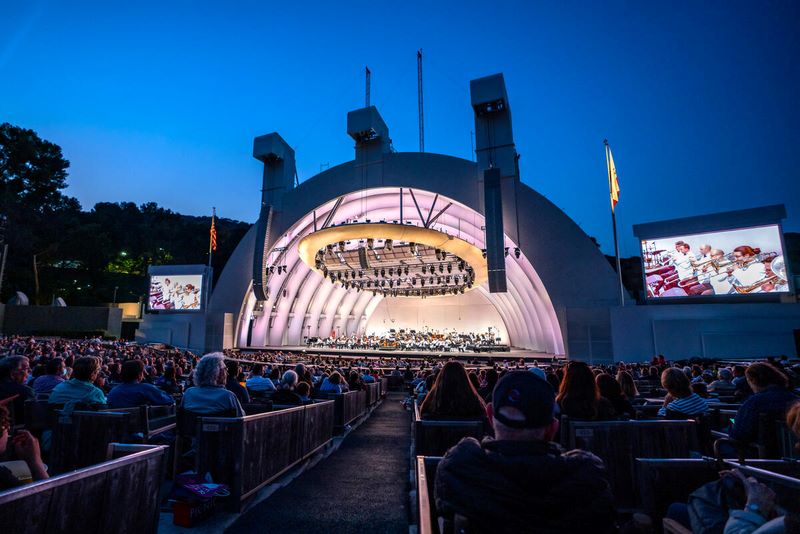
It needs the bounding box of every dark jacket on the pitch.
[434,437,616,534]
[729,385,798,443]
[225,376,250,406]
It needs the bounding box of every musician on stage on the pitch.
[726,246,766,293]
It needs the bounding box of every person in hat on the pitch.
[434,371,616,533]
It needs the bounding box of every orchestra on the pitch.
[307,329,505,353]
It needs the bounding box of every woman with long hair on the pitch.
[420,361,486,419]
[616,370,642,404]
[596,373,636,419]
[556,361,615,421]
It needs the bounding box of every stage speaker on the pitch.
[484,168,507,293]
[358,247,370,269]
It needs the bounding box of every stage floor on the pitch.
[239,345,560,361]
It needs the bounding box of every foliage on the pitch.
[0,124,250,305]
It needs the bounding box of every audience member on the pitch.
[32,358,66,396]
[420,362,486,420]
[0,405,48,490]
[658,368,709,417]
[0,356,35,421]
[728,362,797,444]
[225,360,250,405]
[182,353,244,416]
[708,368,736,395]
[48,356,107,407]
[272,370,303,405]
[596,373,635,419]
[245,364,277,394]
[434,371,616,533]
[107,360,175,408]
[557,361,616,420]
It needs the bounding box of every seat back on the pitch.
[416,456,443,534]
[567,419,698,508]
[50,410,132,474]
[414,402,486,456]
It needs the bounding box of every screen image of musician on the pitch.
[641,225,790,299]
[148,274,204,311]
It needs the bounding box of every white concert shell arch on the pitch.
[210,152,624,356]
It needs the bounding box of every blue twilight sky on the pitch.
[1,1,798,257]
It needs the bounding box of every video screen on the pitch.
[641,225,790,299]
[148,274,204,311]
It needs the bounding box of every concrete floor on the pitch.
[226,394,412,534]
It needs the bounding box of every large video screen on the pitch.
[148,274,204,311]
[641,225,790,299]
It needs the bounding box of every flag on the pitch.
[209,210,217,252]
[606,143,621,212]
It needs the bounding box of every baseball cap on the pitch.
[492,371,555,429]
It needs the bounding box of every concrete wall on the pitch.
[2,306,122,338]
[135,312,207,352]
[610,302,800,361]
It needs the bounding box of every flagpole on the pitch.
[208,207,216,270]
[605,140,624,307]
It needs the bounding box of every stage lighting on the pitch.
[514,247,521,259]
[481,249,487,259]
[504,247,509,257]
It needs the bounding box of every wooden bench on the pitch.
[563,419,699,509]
[195,400,335,511]
[413,402,486,457]
[365,382,381,407]
[0,443,168,533]
[50,410,133,474]
[100,405,177,442]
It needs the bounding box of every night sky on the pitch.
[1,1,798,257]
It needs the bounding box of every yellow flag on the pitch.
[606,144,620,212]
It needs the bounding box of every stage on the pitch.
[238,345,561,362]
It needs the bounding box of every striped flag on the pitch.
[209,209,217,252]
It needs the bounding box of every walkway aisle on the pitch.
[226,393,411,534]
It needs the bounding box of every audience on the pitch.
[596,373,635,419]
[434,371,616,532]
[224,360,250,405]
[31,358,65,396]
[245,363,277,394]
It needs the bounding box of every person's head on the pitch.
[0,356,31,384]
[72,357,101,383]
[596,373,623,401]
[699,244,711,256]
[733,246,760,262]
[488,371,558,442]
[691,382,709,398]
[46,357,65,377]
[294,363,306,378]
[194,353,227,387]
[557,361,598,403]
[421,361,485,416]
[648,366,659,378]
[296,381,311,398]
[251,363,264,377]
[710,249,725,260]
[733,365,746,378]
[718,368,733,382]
[661,368,692,398]
[225,360,240,381]
[675,241,690,254]
[281,370,298,390]
[120,360,145,383]
[329,372,342,385]
[485,368,498,386]
[745,362,788,393]
[616,370,639,399]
